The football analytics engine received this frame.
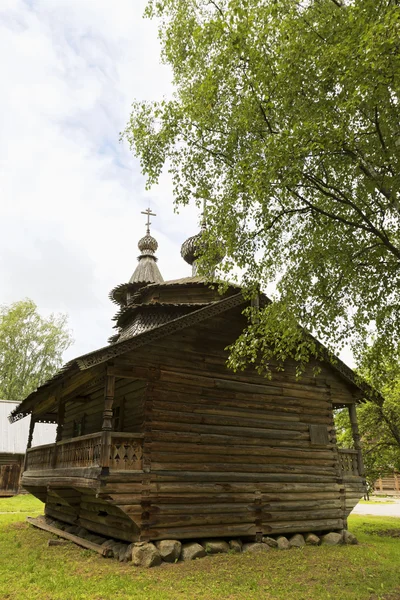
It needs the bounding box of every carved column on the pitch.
[55,400,66,443]
[349,403,365,477]
[27,415,35,449]
[101,374,115,468]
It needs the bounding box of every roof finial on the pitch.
[141,207,156,235]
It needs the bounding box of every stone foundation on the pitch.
[42,517,358,568]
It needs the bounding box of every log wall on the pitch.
[62,379,146,439]
[100,307,363,540]
[32,305,365,541]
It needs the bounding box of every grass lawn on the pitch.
[0,496,400,600]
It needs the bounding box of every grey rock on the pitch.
[262,536,278,548]
[76,527,89,538]
[322,532,343,546]
[111,543,125,558]
[277,536,291,550]
[229,539,242,553]
[343,530,358,545]
[305,533,320,546]
[64,525,79,534]
[123,543,135,562]
[131,543,161,568]
[118,545,129,562]
[289,534,305,548]
[242,542,270,553]
[202,539,230,554]
[155,540,182,563]
[181,542,207,561]
[91,535,106,545]
[101,539,116,549]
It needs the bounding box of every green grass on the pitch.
[0,494,44,513]
[1,496,400,600]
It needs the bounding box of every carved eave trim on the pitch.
[77,292,246,370]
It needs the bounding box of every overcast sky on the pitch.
[0,0,200,361]
[0,0,355,370]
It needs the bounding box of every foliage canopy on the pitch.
[0,299,73,401]
[126,0,400,372]
[336,347,400,487]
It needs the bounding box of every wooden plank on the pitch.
[27,517,112,557]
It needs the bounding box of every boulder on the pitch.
[277,536,291,550]
[90,535,106,545]
[229,539,242,553]
[289,534,305,548]
[64,525,79,535]
[131,543,161,568]
[242,542,269,553]
[343,530,358,545]
[322,532,343,546]
[118,545,129,562]
[123,543,135,562]
[155,540,182,563]
[180,542,206,561]
[305,533,320,546]
[262,536,278,548]
[76,527,89,538]
[111,542,125,558]
[202,540,230,554]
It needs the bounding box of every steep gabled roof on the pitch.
[9,281,376,424]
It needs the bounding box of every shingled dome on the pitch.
[129,234,163,285]
[181,223,225,276]
[110,208,163,306]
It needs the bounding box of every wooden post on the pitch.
[48,388,64,468]
[23,415,36,472]
[348,403,364,476]
[100,373,115,468]
[27,415,35,450]
[55,401,66,443]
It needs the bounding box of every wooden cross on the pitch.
[141,207,156,234]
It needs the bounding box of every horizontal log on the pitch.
[149,451,336,468]
[146,499,342,515]
[142,517,344,541]
[147,441,336,460]
[151,397,332,423]
[22,475,99,489]
[150,408,310,432]
[147,508,343,528]
[149,420,310,440]
[144,470,338,483]
[77,517,136,543]
[102,480,341,494]
[107,491,341,505]
[149,462,336,476]
[148,430,333,449]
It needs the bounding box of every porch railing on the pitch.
[338,448,359,476]
[25,432,143,472]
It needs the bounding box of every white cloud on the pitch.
[0,0,199,361]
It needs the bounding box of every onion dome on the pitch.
[110,208,163,306]
[137,234,158,255]
[180,225,205,268]
[181,221,224,276]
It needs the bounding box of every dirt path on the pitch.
[351,499,400,518]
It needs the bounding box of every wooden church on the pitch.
[10,209,367,543]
